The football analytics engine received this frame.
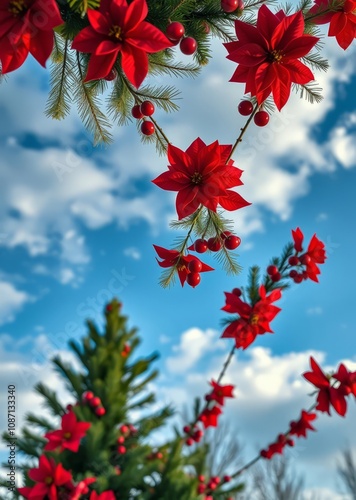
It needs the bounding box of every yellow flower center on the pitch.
[109,25,122,40]
[191,172,203,185]
[9,0,28,15]
[44,476,53,485]
[249,313,259,325]
[63,432,71,439]
[269,49,284,63]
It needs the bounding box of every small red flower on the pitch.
[44,410,91,453]
[152,138,250,220]
[309,0,356,49]
[224,5,319,110]
[198,406,222,428]
[153,245,214,286]
[72,0,172,87]
[261,433,294,460]
[0,0,63,73]
[303,357,348,416]
[333,363,356,397]
[221,285,282,349]
[291,227,326,282]
[289,410,317,438]
[90,491,116,500]
[18,455,72,500]
[65,477,97,500]
[209,380,235,405]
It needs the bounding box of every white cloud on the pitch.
[0,281,31,325]
[306,306,323,316]
[123,247,141,260]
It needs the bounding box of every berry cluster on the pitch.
[146,450,164,461]
[131,100,156,136]
[183,424,204,446]
[238,100,270,127]
[189,232,241,254]
[221,0,244,13]
[197,474,232,499]
[82,391,106,417]
[166,22,198,55]
[121,343,131,357]
[116,423,138,455]
[266,264,282,282]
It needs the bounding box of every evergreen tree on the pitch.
[1,299,243,499]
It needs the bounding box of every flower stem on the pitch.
[227,103,259,162]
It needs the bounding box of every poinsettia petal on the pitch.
[292,227,304,251]
[122,0,148,32]
[153,245,179,260]
[126,22,172,52]
[0,37,29,73]
[329,12,348,37]
[121,43,148,88]
[335,20,356,49]
[185,137,206,157]
[284,34,319,59]
[84,52,118,81]
[96,40,120,55]
[152,170,189,191]
[29,29,54,67]
[282,59,315,85]
[87,9,111,34]
[271,64,292,110]
[330,387,347,416]
[272,11,305,49]
[72,27,103,53]
[176,187,202,219]
[233,18,267,47]
[257,4,281,40]
[226,43,267,67]
[168,143,192,170]
[219,190,250,211]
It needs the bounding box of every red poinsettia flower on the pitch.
[208,380,235,405]
[309,0,356,49]
[221,285,282,349]
[289,410,317,438]
[90,491,116,500]
[71,0,172,87]
[291,227,326,282]
[198,405,222,428]
[224,5,319,110]
[152,138,250,220]
[153,245,214,286]
[44,410,91,453]
[333,363,356,397]
[64,477,97,500]
[261,433,294,459]
[303,357,348,416]
[0,0,63,73]
[18,455,72,500]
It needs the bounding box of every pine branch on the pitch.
[302,53,329,73]
[25,413,55,431]
[296,82,324,104]
[34,382,65,417]
[45,34,74,120]
[73,52,113,144]
[247,265,261,305]
[67,0,100,15]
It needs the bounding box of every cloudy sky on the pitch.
[0,17,356,500]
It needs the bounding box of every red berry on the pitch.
[193,429,203,442]
[267,265,278,276]
[220,231,232,239]
[188,258,203,273]
[131,104,144,119]
[183,425,191,434]
[186,437,194,446]
[140,100,155,117]
[271,272,281,282]
[198,475,205,482]
[223,475,231,483]
[82,391,94,402]
[141,121,155,136]
[254,110,270,127]
[166,21,185,42]
[300,253,312,265]
[197,484,206,494]
[90,397,101,408]
[232,287,242,297]
[211,476,221,484]
[95,407,106,417]
[224,235,241,250]
[117,436,125,444]
[187,272,201,288]
[293,273,303,284]
[194,239,208,253]
[288,255,300,266]
[238,100,253,116]
[156,452,163,459]
[207,237,222,252]
[205,394,212,401]
[289,270,298,278]
[180,37,197,55]
[105,68,117,81]
[208,481,217,490]
[120,424,129,434]
[117,445,126,454]
[106,304,112,311]
[221,0,239,12]
[123,343,131,353]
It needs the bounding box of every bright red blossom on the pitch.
[64,477,97,500]
[198,406,222,428]
[153,245,214,286]
[303,357,348,416]
[333,363,356,397]
[209,380,235,405]
[0,0,63,73]
[221,285,282,349]
[71,0,172,87]
[44,410,91,452]
[289,410,317,438]
[224,5,319,110]
[260,433,294,460]
[291,227,326,282]
[18,455,72,500]
[90,491,116,500]
[309,0,356,49]
[152,138,250,220]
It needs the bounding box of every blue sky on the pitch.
[0,26,356,499]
